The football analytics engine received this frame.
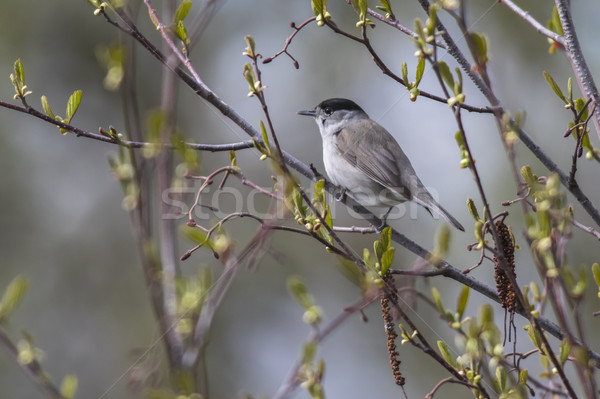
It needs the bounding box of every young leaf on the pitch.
[432,287,445,314]
[41,96,56,119]
[437,340,457,368]
[60,374,78,399]
[456,286,469,320]
[287,276,314,310]
[466,198,480,221]
[437,61,454,91]
[14,59,25,87]
[559,338,571,365]
[519,369,528,385]
[0,275,29,321]
[401,62,408,84]
[175,20,188,43]
[592,263,600,292]
[543,71,567,104]
[525,324,542,349]
[380,247,395,276]
[469,32,488,65]
[435,224,450,256]
[496,366,507,391]
[65,90,82,123]
[380,226,391,251]
[415,57,425,86]
[174,0,192,24]
[260,120,270,150]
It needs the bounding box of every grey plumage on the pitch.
[299,98,464,231]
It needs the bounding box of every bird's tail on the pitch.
[413,193,465,232]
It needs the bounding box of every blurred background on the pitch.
[1,0,599,398]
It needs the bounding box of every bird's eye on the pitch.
[323,107,333,116]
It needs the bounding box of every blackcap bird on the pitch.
[298,98,464,231]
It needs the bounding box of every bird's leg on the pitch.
[373,206,393,232]
[334,187,347,202]
[309,163,324,179]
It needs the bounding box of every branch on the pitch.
[555,0,600,141]
[322,19,492,114]
[0,100,255,152]
[515,124,600,228]
[272,296,378,399]
[365,7,448,49]
[498,0,565,47]
[58,1,600,371]
[0,328,64,399]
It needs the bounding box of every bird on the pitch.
[298,98,464,231]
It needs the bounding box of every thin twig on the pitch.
[498,0,565,47]
[263,17,316,67]
[555,0,600,142]
[0,101,255,152]
[0,328,64,399]
[272,296,378,399]
[572,218,600,241]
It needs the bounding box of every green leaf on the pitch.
[174,0,192,24]
[437,340,456,368]
[14,59,24,87]
[525,324,542,349]
[456,286,469,320]
[379,0,391,14]
[401,62,408,83]
[41,96,56,119]
[415,57,425,86]
[543,71,567,104]
[496,366,507,391]
[260,120,270,150]
[175,20,188,43]
[357,0,368,22]
[380,226,391,251]
[466,198,480,221]
[432,287,444,314]
[425,5,437,35]
[519,369,528,385]
[65,90,82,123]
[380,247,395,276]
[437,61,454,91]
[454,67,463,95]
[435,224,450,256]
[0,275,29,321]
[181,225,214,251]
[521,165,536,187]
[60,374,78,399]
[302,341,317,363]
[567,77,573,104]
[414,18,426,44]
[311,0,326,16]
[549,6,563,35]
[559,338,570,365]
[469,32,488,65]
[592,263,600,290]
[287,276,314,310]
[363,248,372,267]
[373,240,383,263]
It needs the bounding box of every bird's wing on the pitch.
[335,119,413,200]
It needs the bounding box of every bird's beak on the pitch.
[297,109,316,117]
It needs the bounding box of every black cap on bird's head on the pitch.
[298,98,366,118]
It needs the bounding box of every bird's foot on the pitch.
[334,187,347,202]
[373,207,393,233]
